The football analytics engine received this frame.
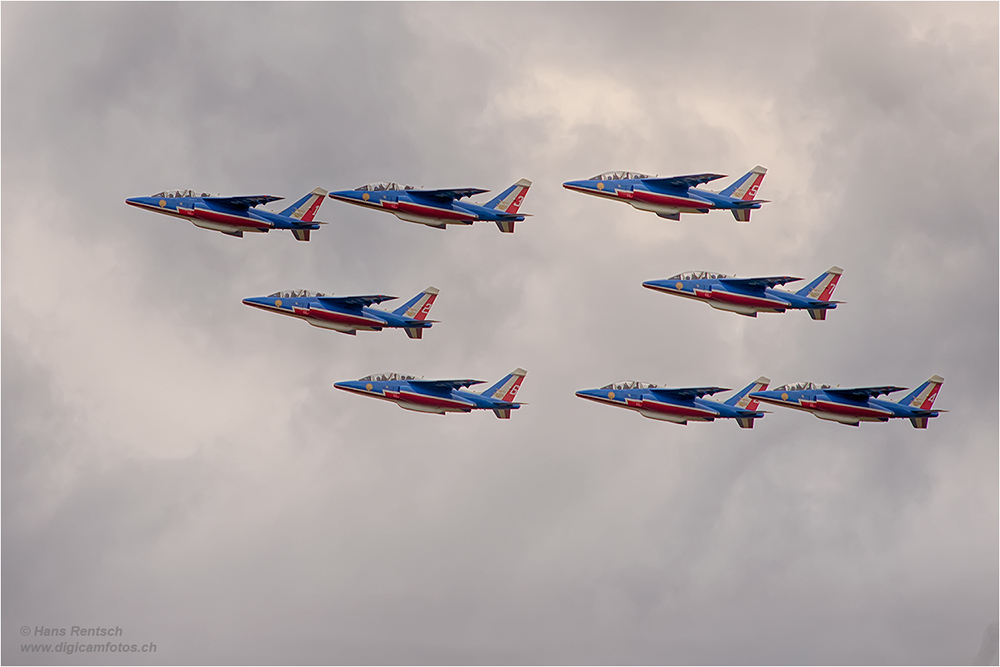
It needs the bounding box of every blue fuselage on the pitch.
[575,387,762,425]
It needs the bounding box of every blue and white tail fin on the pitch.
[481,368,527,418]
[897,375,944,429]
[280,187,328,241]
[484,179,531,233]
[720,166,766,222]
[794,266,843,319]
[393,287,439,338]
[725,376,769,428]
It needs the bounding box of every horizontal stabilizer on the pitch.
[649,386,729,401]
[316,295,398,310]
[496,219,516,233]
[643,173,728,189]
[203,195,283,209]
[404,327,423,339]
[736,417,756,429]
[719,276,802,290]
[409,378,485,392]
[493,408,511,420]
[824,386,908,401]
[291,228,310,242]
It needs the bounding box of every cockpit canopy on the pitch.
[773,382,832,392]
[589,171,651,181]
[359,372,417,382]
[267,290,327,298]
[668,271,728,281]
[152,189,211,198]
[354,182,416,192]
[600,381,658,390]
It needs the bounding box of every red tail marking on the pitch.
[743,174,765,200]
[301,196,323,222]
[818,274,841,301]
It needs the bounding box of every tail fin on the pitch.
[720,166,766,200]
[280,187,328,222]
[392,287,439,320]
[899,375,944,411]
[481,368,527,402]
[484,179,531,213]
[796,266,843,301]
[724,376,770,409]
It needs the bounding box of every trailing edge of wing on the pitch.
[649,386,730,400]
[642,174,728,189]
[316,295,398,309]
[414,188,490,202]
[825,386,909,401]
[719,276,803,290]
[203,195,284,209]
[409,379,486,392]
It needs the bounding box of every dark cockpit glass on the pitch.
[358,373,418,382]
[588,171,651,181]
[667,271,728,281]
[353,182,416,192]
[266,290,327,298]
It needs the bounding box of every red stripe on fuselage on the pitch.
[397,391,475,410]
[393,201,477,221]
[295,307,385,327]
[640,400,718,418]
[806,399,893,419]
[178,206,271,230]
[629,189,714,209]
[694,289,789,310]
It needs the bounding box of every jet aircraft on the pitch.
[243,287,439,338]
[563,166,768,221]
[643,266,844,320]
[750,376,945,428]
[334,368,527,418]
[125,188,327,240]
[575,377,771,428]
[327,179,531,232]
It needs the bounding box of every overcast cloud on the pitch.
[2,3,997,665]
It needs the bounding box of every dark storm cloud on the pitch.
[3,3,997,665]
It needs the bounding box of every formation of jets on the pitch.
[126,167,944,427]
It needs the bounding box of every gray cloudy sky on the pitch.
[3,3,997,665]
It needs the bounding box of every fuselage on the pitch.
[328,190,522,228]
[334,378,516,415]
[575,386,761,425]
[125,196,317,235]
[750,387,935,426]
[242,294,427,335]
[563,178,758,217]
[643,276,832,317]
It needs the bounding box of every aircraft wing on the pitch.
[316,295,398,310]
[824,386,908,401]
[415,188,490,202]
[642,174,728,189]
[719,276,802,290]
[203,195,284,209]
[409,378,486,392]
[649,386,730,401]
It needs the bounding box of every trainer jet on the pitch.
[750,376,945,428]
[125,188,328,240]
[243,287,439,338]
[575,377,771,428]
[327,179,531,232]
[643,266,844,320]
[563,166,767,222]
[334,369,527,418]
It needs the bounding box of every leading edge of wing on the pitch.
[202,195,284,209]
[315,295,398,309]
[824,386,909,401]
[408,378,486,392]
[649,386,730,401]
[718,276,803,290]
[412,188,490,202]
[641,174,728,189]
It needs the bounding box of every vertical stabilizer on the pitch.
[725,376,770,409]
[393,287,439,320]
[720,166,767,200]
[485,179,531,213]
[280,187,328,221]
[481,368,527,402]
[796,266,843,301]
[899,375,944,410]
